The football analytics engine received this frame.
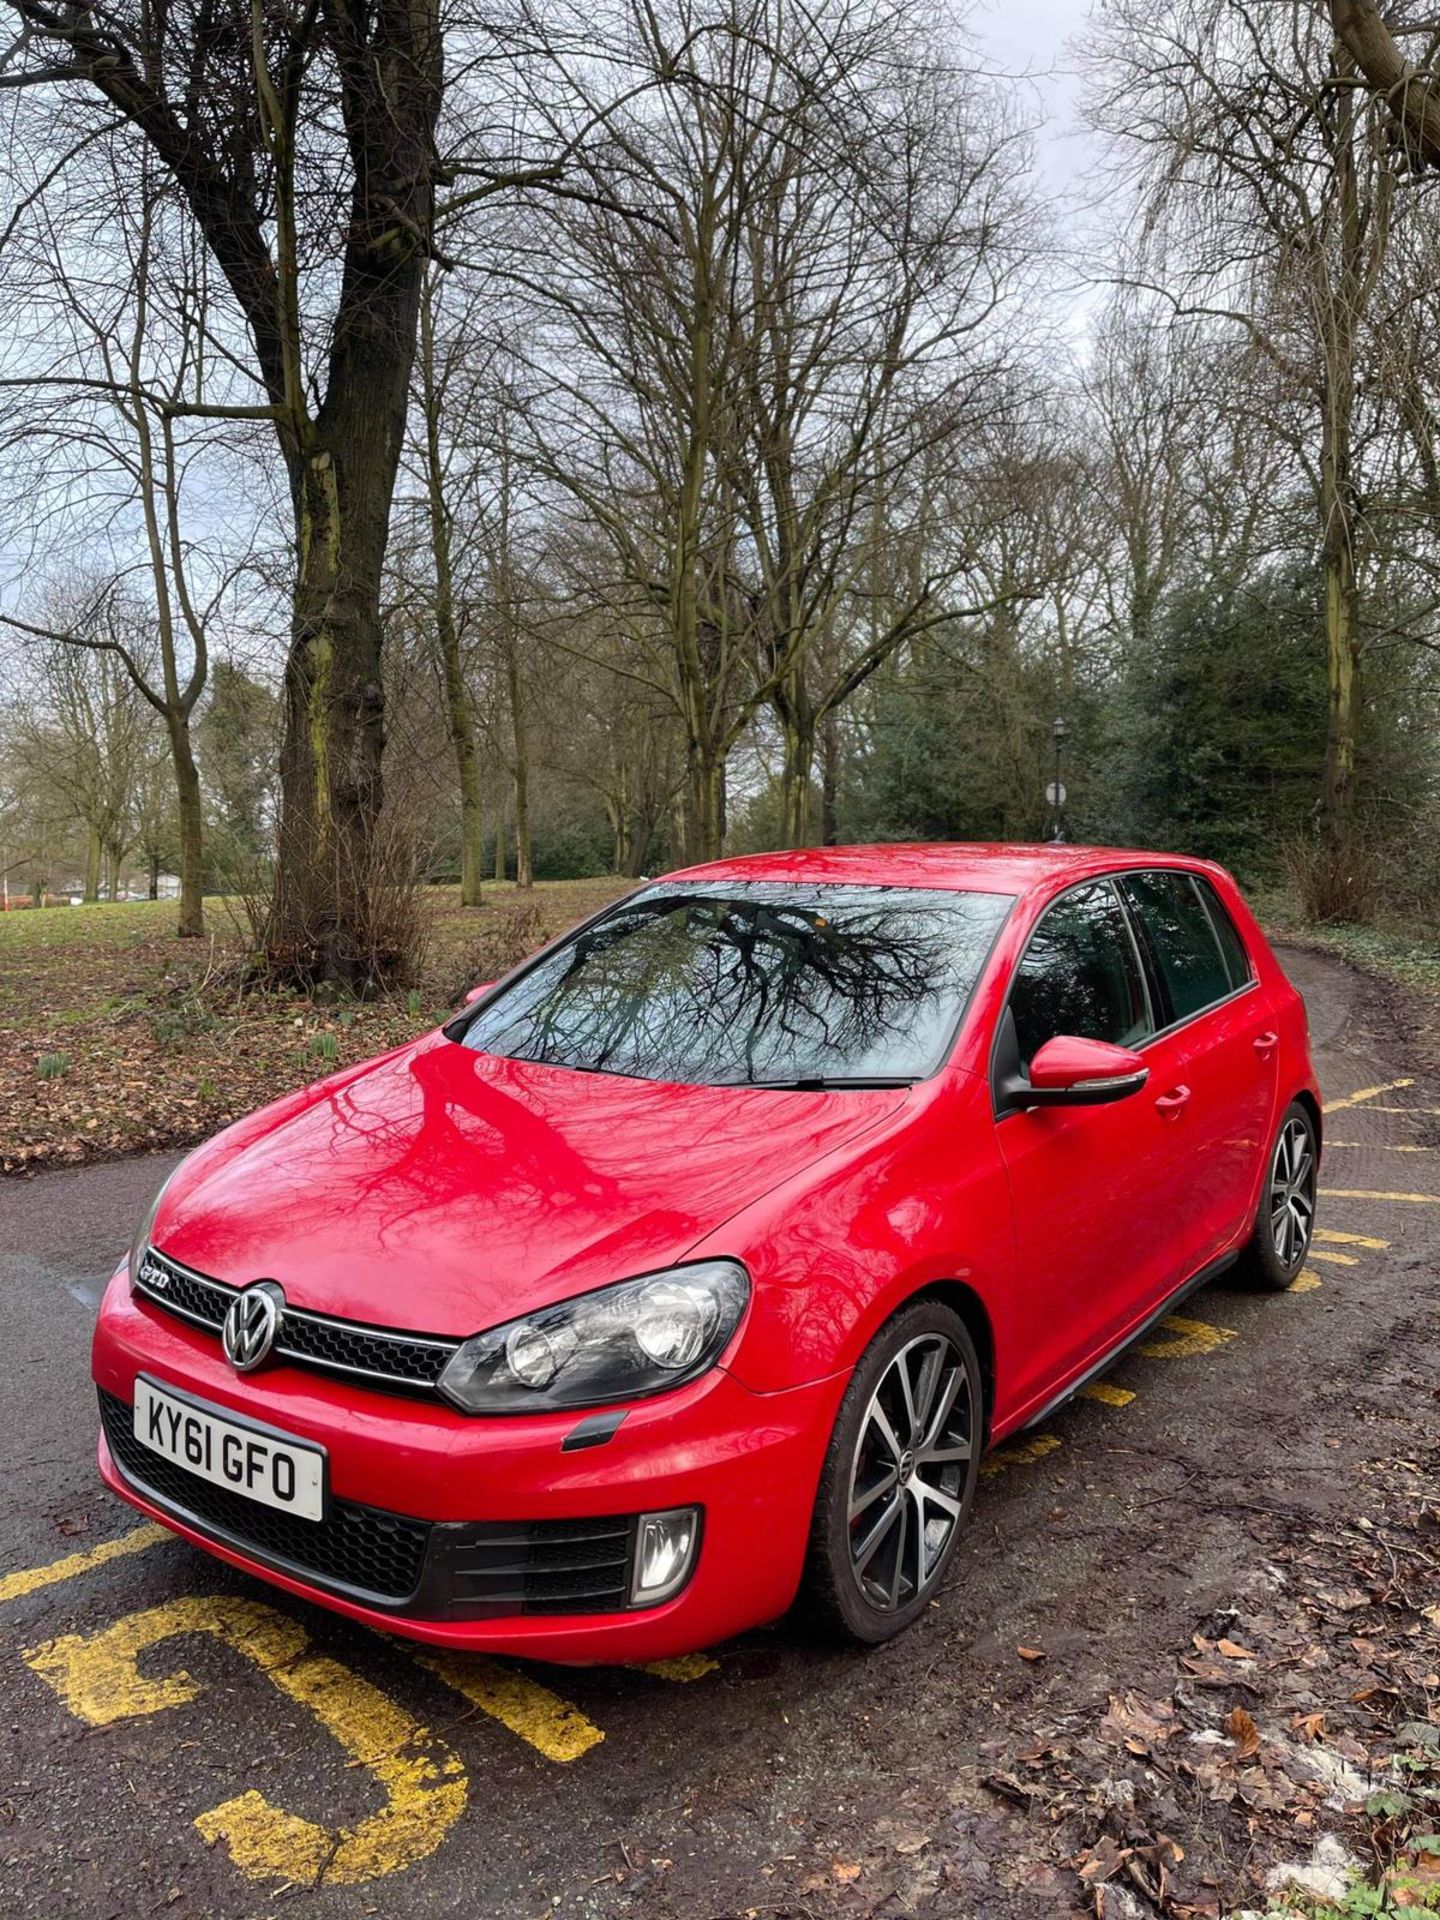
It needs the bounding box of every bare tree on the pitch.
[508,0,1035,856]
[1088,0,1424,889]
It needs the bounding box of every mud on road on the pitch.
[0,946,1437,1919]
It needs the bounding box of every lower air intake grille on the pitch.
[99,1391,644,1618]
[98,1389,430,1604]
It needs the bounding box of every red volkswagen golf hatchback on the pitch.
[94,845,1319,1661]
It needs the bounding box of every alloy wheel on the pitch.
[1269,1115,1316,1271]
[847,1333,973,1612]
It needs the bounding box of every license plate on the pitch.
[132,1376,326,1522]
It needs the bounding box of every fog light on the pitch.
[630,1507,701,1606]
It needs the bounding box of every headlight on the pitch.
[438,1260,750,1414]
[128,1163,182,1288]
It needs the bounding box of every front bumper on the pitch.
[92,1268,845,1664]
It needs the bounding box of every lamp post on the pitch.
[1047,717,1068,842]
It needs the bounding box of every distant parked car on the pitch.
[94,844,1318,1660]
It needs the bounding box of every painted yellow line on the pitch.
[636,1653,720,1682]
[1328,1140,1436,1152]
[416,1650,604,1763]
[1326,1078,1414,1112]
[1135,1314,1238,1360]
[1315,1228,1389,1249]
[980,1434,1061,1477]
[1321,1188,1440,1205]
[27,1596,466,1884]
[0,1523,167,1604]
[1367,1105,1440,1116]
[1291,1270,1323,1293]
[1078,1382,1136,1407]
[1306,1248,1357,1266]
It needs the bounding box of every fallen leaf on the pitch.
[1101,1690,1179,1752]
[1017,1645,1046,1662]
[1224,1706,1261,1759]
[831,1862,861,1884]
[1292,1711,1326,1743]
[1217,1638,1256,1660]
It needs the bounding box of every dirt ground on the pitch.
[0,944,1436,1919]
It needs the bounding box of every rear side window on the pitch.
[1010,881,1151,1069]
[1120,871,1237,1025]
[1194,877,1253,990]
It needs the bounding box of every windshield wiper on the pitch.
[723,1074,920,1091]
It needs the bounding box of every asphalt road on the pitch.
[1,946,1438,1919]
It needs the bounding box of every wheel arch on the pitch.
[908,1278,996,1448]
[1293,1087,1323,1159]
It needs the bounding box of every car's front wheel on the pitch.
[800,1299,983,1644]
[1236,1099,1319,1289]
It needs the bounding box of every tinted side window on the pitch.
[1120,871,1233,1024]
[1010,882,1151,1070]
[1194,877,1253,990]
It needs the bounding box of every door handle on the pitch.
[1253,1031,1279,1055]
[1155,1085,1191,1115]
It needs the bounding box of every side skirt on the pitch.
[1019,1249,1240,1434]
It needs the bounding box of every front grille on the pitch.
[135,1250,459,1397]
[99,1388,430,1603]
[100,1390,645,1619]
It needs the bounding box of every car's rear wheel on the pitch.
[800,1300,982,1644]
[1236,1100,1318,1290]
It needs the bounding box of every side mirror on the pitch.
[463,980,498,1006]
[999,1035,1148,1114]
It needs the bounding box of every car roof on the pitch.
[661,842,1215,897]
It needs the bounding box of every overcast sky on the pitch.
[973,0,1094,161]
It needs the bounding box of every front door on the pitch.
[992,879,1165,1418]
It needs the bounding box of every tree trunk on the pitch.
[149,854,160,901]
[265,9,441,988]
[420,282,485,908]
[684,749,726,863]
[494,414,532,891]
[83,827,101,904]
[1317,59,1367,879]
[820,710,839,846]
[169,714,205,937]
[776,666,816,847]
[494,811,506,883]
[271,378,408,983]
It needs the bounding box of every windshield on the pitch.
[458,881,1014,1087]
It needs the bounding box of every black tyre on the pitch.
[799,1299,983,1645]
[1235,1099,1319,1290]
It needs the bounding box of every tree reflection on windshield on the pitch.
[460,882,1014,1087]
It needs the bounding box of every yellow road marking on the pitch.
[981,1434,1061,1477]
[1328,1140,1436,1152]
[1367,1105,1440,1116]
[25,1596,465,1884]
[1315,1228,1389,1249]
[1306,1248,1357,1266]
[1321,1188,1440,1205]
[415,1650,604,1763]
[636,1653,720,1682]
[0,1522,167,1604]
[1326,1078,1414,1112]
[1291,1270,1323,1293]
[1135,1314,1238,1360]
[1078,1382,1136,1407]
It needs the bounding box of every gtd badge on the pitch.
[221,1281,285,1372]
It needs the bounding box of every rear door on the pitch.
[993,879,1166,1414]
[1116,869,1279,1278]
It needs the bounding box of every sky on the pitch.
[972,0,1096,187]
[970,0,1111,337]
